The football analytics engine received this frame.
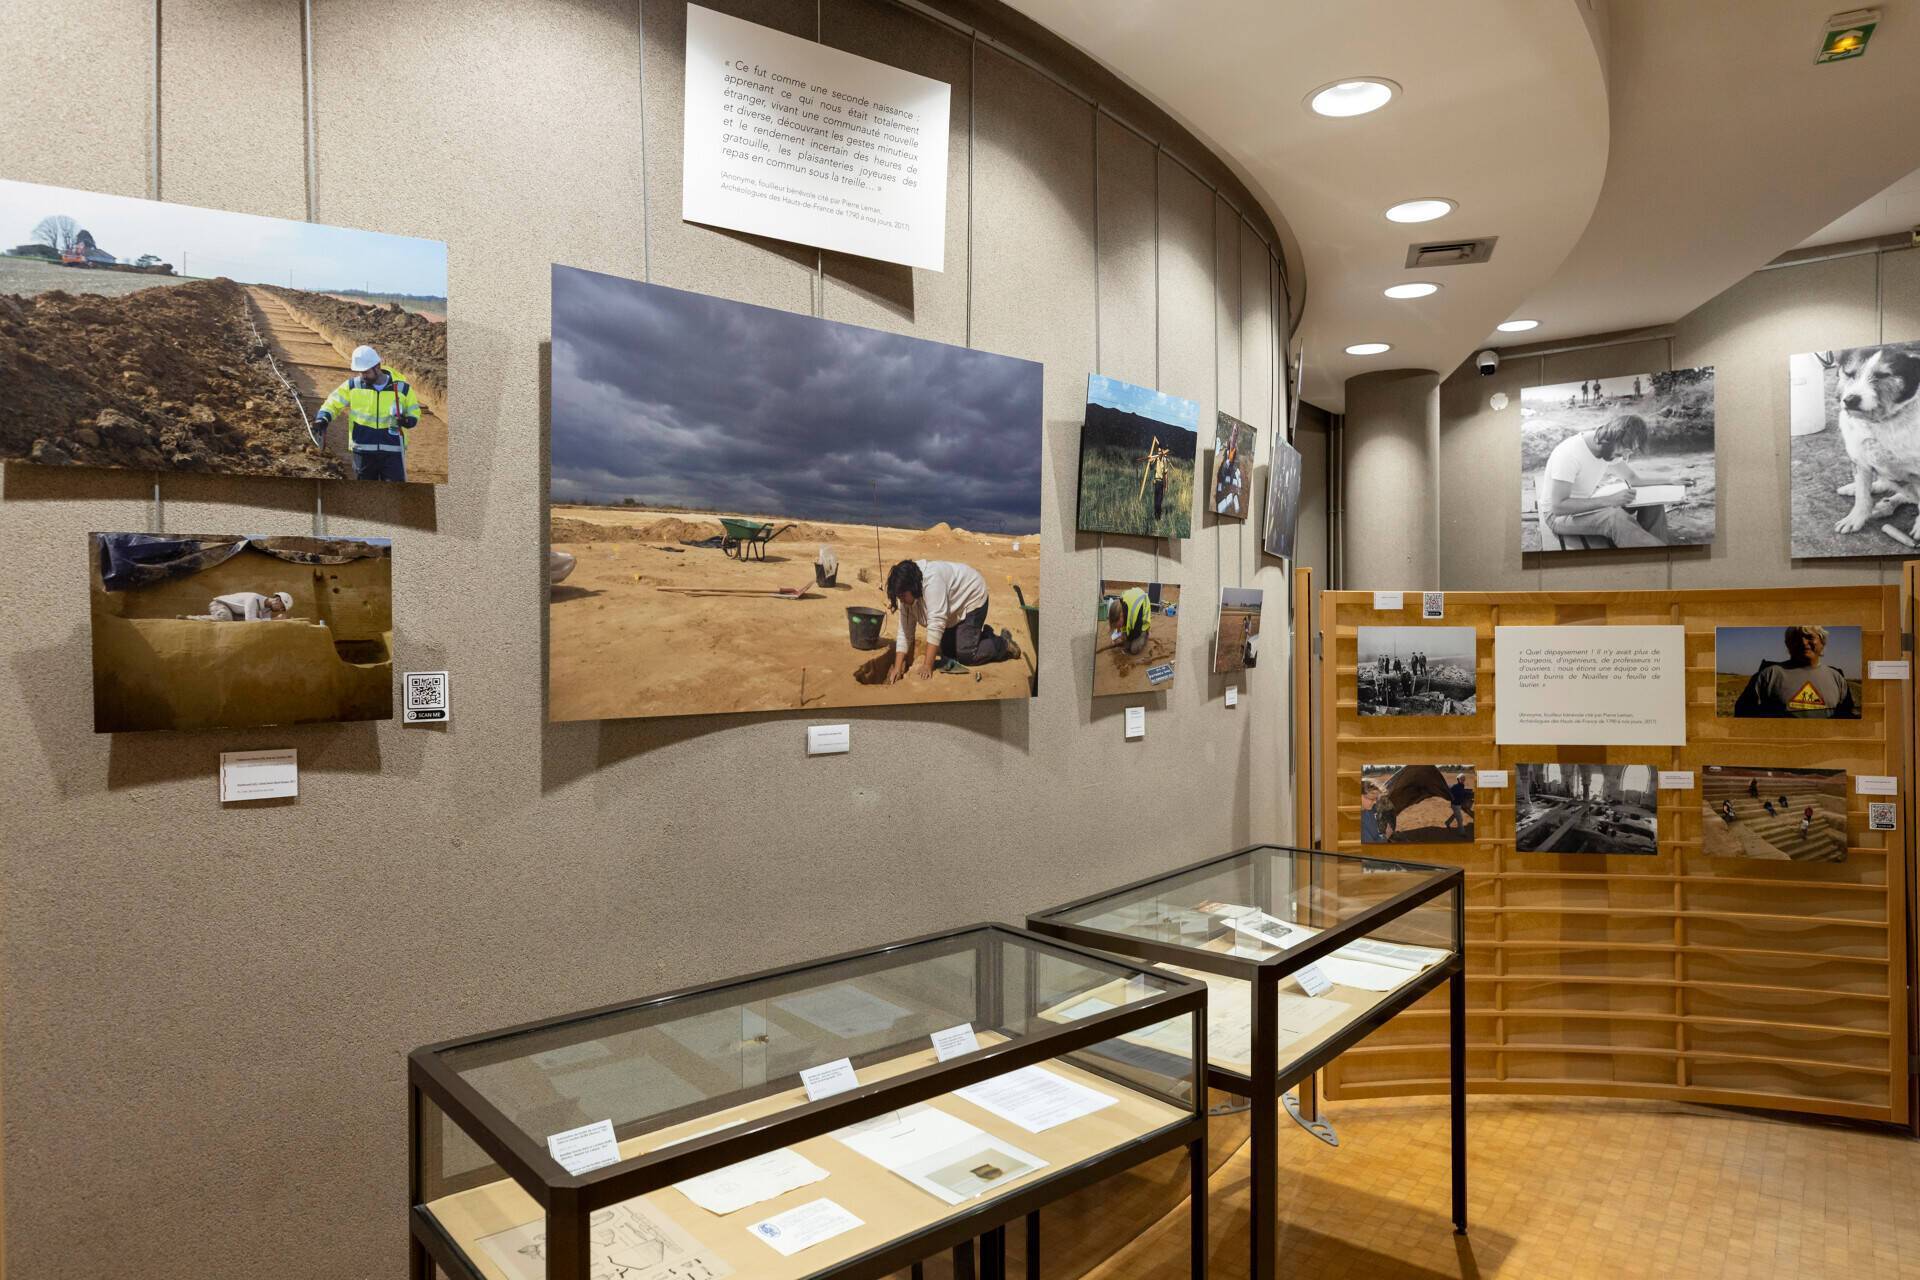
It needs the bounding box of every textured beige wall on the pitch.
[0,2,1295,1276]
[1438,249,1920,590]
[1341,368,1440,588]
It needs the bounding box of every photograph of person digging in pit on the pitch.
[546,265,1041,721]
[885,560,1022,683]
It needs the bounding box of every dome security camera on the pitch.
[1475,349,1500,376]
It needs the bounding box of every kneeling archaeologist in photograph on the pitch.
[886,559,1022,683]
[1108,584,1152,655]
[1734,625,1859,718]
[1542,414,1687,547]
[312,345,421,482]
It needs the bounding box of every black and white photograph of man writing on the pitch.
[1519,368,1716,552]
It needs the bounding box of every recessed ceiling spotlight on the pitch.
[1383,282,1440,300]
[1306,78,1400,118]
[1384,198,1455,224]
[1345,342,1392,356]
[1497,319,1540,332]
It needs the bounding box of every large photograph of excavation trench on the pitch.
[90,532,394,734]
[0,178,449,485]
[547,265,1042,721]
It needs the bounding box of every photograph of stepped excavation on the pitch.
[0,177,448,484]
[1515,764,1658,855]
[1360,764,1476,845]
[1076,374,1200,539]
[1092,580,1180,696]
[89,532,393,734]
[1212,586,1262,674]
[548,266,1042,721]
[1357,625,1477,716]
[1702,766,1847,863]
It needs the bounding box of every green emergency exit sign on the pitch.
[1817,9,1879,62]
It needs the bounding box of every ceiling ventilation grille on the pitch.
[1404,237,1499,268]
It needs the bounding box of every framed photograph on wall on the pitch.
[1093,580,1179,695]
[1788,340,1920,558]
[1076,375,1200,539]
[1519,368,1715,552]
[547,266,1042,722]
[0,177,450,485]
[1515,764,1658,854]
[1210,411,1256,520]
[1263,435,1303,559]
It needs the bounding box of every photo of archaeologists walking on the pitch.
[1519,368,1715,551]
[548,266,1041,721]
[0,178,449,484]
[1360,764,1476,845]
[1076,374,1199,539]
[1702,766,1846,863]
[89,531,393,733]
[1788,340,1920,558]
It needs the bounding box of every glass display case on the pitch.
[1027,844,1465,1280]
[409,924,1208,1280]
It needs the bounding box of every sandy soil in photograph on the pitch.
[1092,592,1179,697]
[548,507,1039,720]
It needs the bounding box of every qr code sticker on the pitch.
[403,671,449,723]
[1868,801,1896,832]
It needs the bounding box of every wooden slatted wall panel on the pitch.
[1317,584,1913,1125]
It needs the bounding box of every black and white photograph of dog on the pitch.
[1790,339,1920,558]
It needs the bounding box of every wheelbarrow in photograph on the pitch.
[716,517,795,561]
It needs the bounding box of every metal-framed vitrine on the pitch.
[1028,844,1466,1280]
[409,923,1209,1280]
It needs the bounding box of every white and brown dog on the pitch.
[1828,342,1920,546]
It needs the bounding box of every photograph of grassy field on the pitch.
[1076,374,1198,539]
[0,177,449,484]
[1519,368,1715,551]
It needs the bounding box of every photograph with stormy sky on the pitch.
[550,265,1043,532]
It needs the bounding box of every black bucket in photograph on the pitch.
[846,606,887,649]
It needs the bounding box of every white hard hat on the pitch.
[272,592,293,610]
[350,345,381,372]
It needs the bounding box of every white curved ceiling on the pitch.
[1002,0,1612,409]
[1499,1,1920,352]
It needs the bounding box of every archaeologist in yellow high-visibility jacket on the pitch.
[311,345,420,482]
[1106,584,1152,655]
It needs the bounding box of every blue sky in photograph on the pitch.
[0,178,446,295]
[1087,374,1200,430]
[550,267,1043,531]
[1715,625,1862,676]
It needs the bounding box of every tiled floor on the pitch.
[1068,1095,1920,1280]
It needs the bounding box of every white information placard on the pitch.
[1869,660,1910,680]
[1475,770,1510,790]
[546,1119,621,1175]
[1124,706,1145,739]
[1856,775,1898,796]
[683,4,951,271]
[806,724,850,755]
[1658,770,1695,790]
[1225,685,1239,708]
[219,749,298,803]
[1372,591,1404,612]
[1494,625,1686,745]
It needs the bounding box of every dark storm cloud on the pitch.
[549,266,1044,532]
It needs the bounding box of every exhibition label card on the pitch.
[806,723,851,755]
[1293,963,1333,998]
[219,748,297,802]
[748,1198,863,1257]
[956,1066,1116,1133]
[1476,769,1510,789]
[1870,660,1910,680]
[546,1119,621,1175]
[1226,685,1239,708]
[1373,591,1404,611]
[1493,625,1686,745]
[674,1147,830,1216]
[930,1023,979,1061]
[1125,706,1146,739]
[1855,775,1898,796]
[800,1058,859,1101]
[1658,770,1695,790]
[683,5,951,271]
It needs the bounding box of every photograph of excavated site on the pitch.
[0,178,448,484]
[90,532,393,734]
[547,266,1043,721]
[1357,625,1478,716]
